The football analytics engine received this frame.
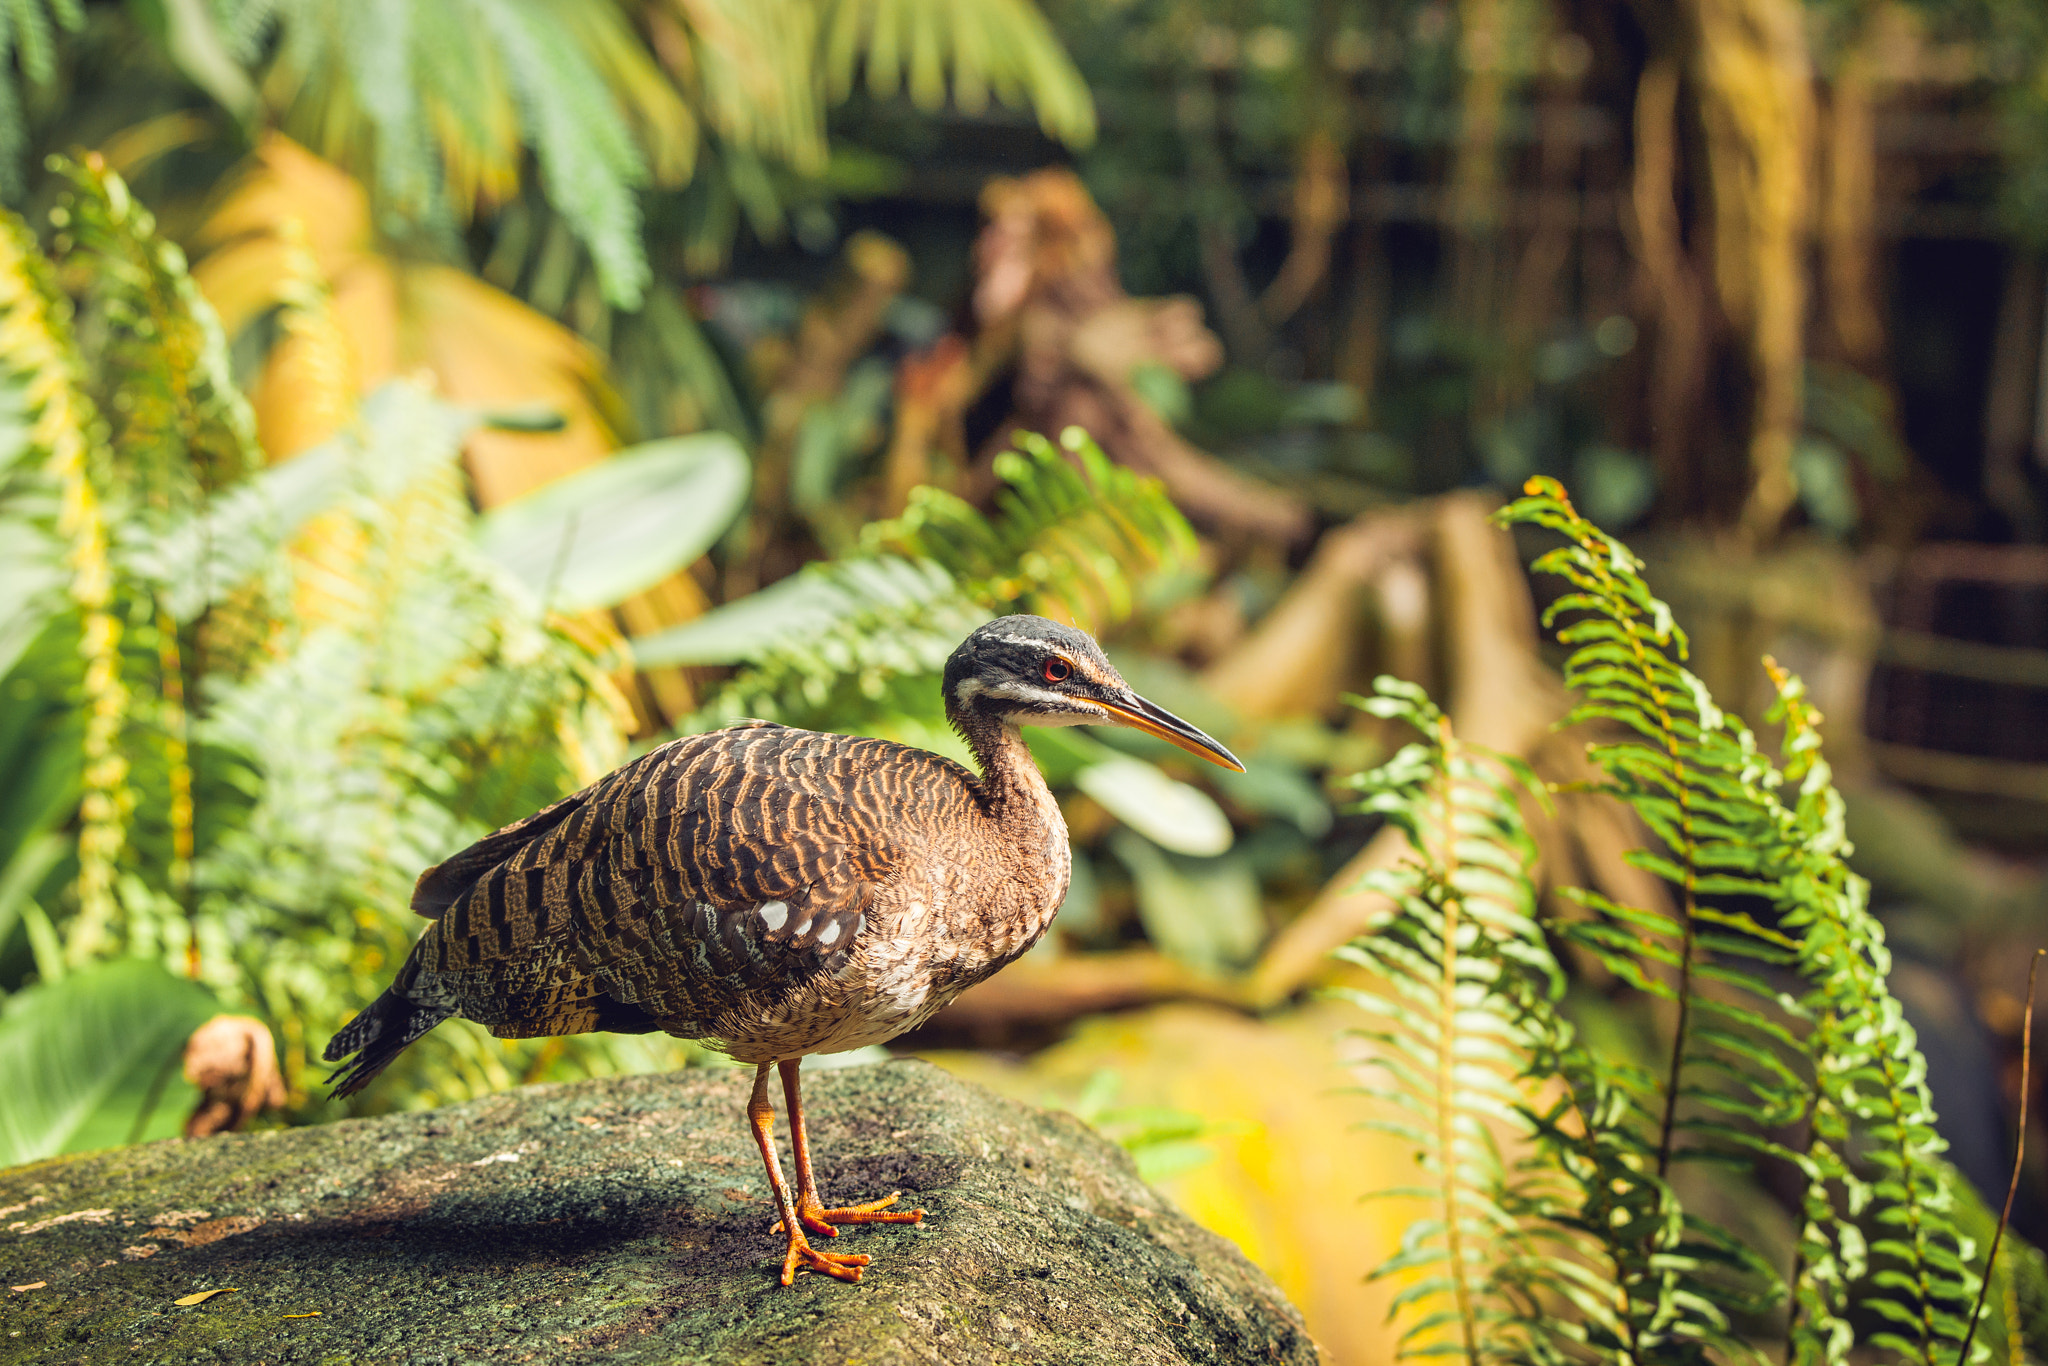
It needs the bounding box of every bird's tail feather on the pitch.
[323,988,451,1098]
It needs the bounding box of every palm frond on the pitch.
[652,0,826,175]
[243,0,668,306]
[819,0,1096,145]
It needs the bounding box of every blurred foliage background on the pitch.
[5,0,2048,1359]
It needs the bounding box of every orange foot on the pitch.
[777,1191,928,1240]
[781,1228,871,1285]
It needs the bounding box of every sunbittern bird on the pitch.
[324,615,1243,1285]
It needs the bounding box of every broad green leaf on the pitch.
[1111,831,1262,975]
[0,832,64,972]
[1078,754,1232,856]
[1213,762,1332,836]
[0,959,219,1167]
[475,433,749,611]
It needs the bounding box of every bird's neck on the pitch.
[956,710,1072,935]
[957,712,1063,832]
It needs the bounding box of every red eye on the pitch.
[1043,657,1071,683]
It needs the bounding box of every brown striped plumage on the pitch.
[324,614,1243,1284]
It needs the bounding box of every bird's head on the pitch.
[942,615,1244,772]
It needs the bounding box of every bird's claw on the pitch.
[774,1191,928,1239]
[780,1231,871,1285]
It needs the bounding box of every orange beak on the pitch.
[1095,694,1246,772]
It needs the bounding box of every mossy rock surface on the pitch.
[0,1059,1318,1364]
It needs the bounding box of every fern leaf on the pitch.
[50,156,261,504]
[1495,475,1984,1365]
[1337,678,1583,1364]
[0,201,129,963]
[0,0,83,199]
[1757,661,1983,1366]
[657,426,1194,733]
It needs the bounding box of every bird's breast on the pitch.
[857,812,1069,1002]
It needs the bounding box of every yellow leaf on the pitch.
[400,265,617,506]
[191,138,620,499]
[173,1288,238,1307]
[195,136,372,276]
[188,135,711,724]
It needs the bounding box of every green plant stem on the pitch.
[1956,948,2045,1366]
[1656,887,1697,1180]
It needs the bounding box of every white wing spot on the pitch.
[817,921,842,947]
[758,900,789,931]
[793,917,815,938]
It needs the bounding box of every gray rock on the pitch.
[0,1059,1319,1364]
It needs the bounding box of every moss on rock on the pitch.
[0,1059,1319,1364]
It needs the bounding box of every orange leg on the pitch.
[746,1062,869,1285]
[777,1057,926,1240]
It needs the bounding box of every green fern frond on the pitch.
[0,0,82,199]
[1492,475,1983,1365]
[0,184,666,1114]
[50,155,261,505]
[1759,661,1981,1366]
[0,201,131,964]
[1488,479,1806,1355]
[1354,477,1990,1364]
[647,426,1194,733]
[190,380,634,1105]
[672,556,985,731]
[861,426,1197,624]
[1336,678,1587,1364]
